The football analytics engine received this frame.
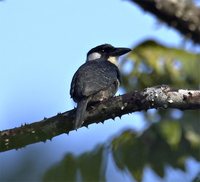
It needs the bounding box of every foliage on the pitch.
[44,121,200,181]
[120,39,200,153]
[43,146,106,182]
[121,40,200,90]
[111,122,200,181]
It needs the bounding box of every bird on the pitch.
[70,44,131,129]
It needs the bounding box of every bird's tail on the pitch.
[74,97,90,129]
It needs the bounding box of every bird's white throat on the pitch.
[108,56,118,66]
[87,52,101,61]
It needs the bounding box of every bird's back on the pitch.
[70,60,120,102]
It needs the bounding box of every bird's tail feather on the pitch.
[74,97,90,129]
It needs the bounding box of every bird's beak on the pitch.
[110,47,132,56]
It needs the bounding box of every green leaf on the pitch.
[121,40,200,90]
[159,120,182,148]
[79,145,106,182]
[43,146,106,182]
[43,153,77,182]
[112,130,146,181]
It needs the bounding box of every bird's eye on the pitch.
[102,49,105,52]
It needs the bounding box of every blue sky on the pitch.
[0,0,199,181]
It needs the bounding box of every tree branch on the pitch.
[131,0,200,44]
[0,85,200,153]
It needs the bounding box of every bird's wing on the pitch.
[70,71,77,98]
[70,61,120,100]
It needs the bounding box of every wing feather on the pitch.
[70,60,120,101]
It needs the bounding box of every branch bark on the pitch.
[0,85,200,153]
[131,0,200,44]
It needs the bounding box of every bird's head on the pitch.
[86,44,131,65]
